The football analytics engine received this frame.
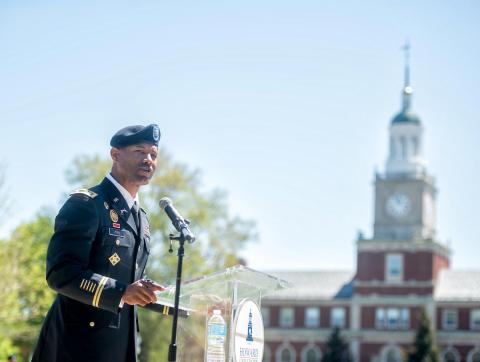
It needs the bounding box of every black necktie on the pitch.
[131,203,140,233]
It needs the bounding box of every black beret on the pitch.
[110,124,160,148]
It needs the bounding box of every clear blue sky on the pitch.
[1,0,479,271]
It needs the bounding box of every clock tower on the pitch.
[373,44,435,241]
[355,44,450,296]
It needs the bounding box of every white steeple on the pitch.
[385,42,426,178]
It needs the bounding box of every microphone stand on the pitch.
[167,232,186,362]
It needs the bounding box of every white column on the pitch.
[351,301,360,330]
[350,300,361,362]
[426,299,436,329]
[350,340,360,362]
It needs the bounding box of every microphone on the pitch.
[159,197,195,243]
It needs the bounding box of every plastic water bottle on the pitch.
[206,309,226,362]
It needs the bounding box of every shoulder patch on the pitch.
[70,188,98,199]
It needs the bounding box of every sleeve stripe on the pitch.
[93,276,108,307]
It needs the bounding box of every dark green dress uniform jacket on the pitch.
[32,178,151,362]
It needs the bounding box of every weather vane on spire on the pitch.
[401,39,413,111]
[402,40,411,89]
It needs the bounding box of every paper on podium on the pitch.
[141,299,193,318]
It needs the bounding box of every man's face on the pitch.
[112,143,158,185]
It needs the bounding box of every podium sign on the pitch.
[153,265,289,362]
[233,299,264,362]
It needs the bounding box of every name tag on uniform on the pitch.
[109,228,125,238]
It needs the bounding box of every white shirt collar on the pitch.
[106,173,139,210]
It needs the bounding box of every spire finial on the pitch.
[403,40,410,88]
[401,39,412,111]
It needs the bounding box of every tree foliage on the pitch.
[0,211,56,361]
[321,327,352,362]
[406,309,440,362]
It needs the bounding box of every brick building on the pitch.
[261,51,480,362]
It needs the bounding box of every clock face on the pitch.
[386,193,411,218]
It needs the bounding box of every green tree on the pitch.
[0,165,16,360]
[65,150,257,361]
[0,211,56,362]
[321,327,352,362]
[406,309,440,362]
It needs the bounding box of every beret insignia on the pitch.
[153,125,160,141]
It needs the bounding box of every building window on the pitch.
[444,351,458,362]
[331,307,345,328]
[385,254,403,282]
[276,344,295,362]
[387,308,400,329]
[376,308,409,330]
[261,307,270,327]
[390,136,396,158]
[400,308,410,329]
[400,136,407,158]
[412,136,419,155]
[468,349,480,362]
[280,307,294,327]
[301,345,322,362]
[280,349,292,362]
[386,349,401,362]
[376,308,386,329]
[470,309,480,330]
[442,309,458,330]
[442,347,460,362]
[305,307,320,328]
[395,139,401,160]
[381,345,402,362]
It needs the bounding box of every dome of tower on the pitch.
[391,84,420,124]
[391,110,421,124]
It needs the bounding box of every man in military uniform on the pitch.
[32,124,164,362]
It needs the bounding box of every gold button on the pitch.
[116,239,120,245]
[89,321,95,327]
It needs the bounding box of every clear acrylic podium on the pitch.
[153,265,289,362]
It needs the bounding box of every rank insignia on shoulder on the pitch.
[70,188,98,198]
[109,253,121,266]
[110,209,119,222]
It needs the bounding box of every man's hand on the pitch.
[122,279,166,306]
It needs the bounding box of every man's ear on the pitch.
[110,147,120,162]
